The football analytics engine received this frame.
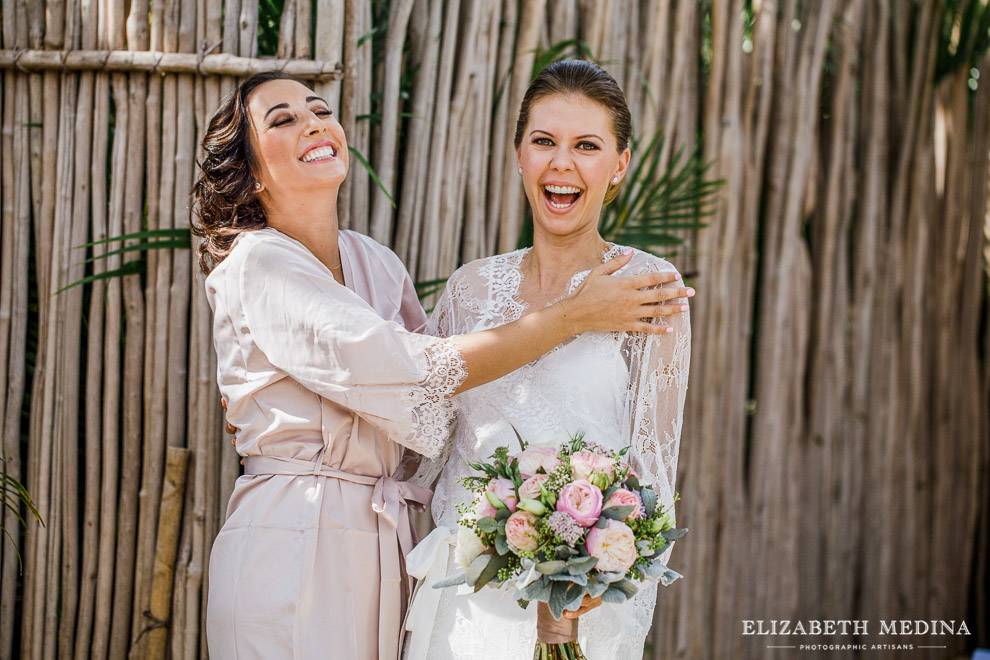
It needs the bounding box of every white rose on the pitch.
[454,525,487,568]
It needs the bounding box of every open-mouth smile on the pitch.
[542,184,583,211]
[299,141,338,163]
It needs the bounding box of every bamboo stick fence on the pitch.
[0,1,987,659]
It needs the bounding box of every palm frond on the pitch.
[600,125,725,255]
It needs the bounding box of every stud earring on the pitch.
[612,176,619,184]
[254,182,261,190]
[517,167,523,174]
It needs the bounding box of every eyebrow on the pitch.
[529,129,604,141]
[264,96,330,120]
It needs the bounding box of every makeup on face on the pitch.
[517,94,628,236]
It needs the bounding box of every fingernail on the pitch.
[680,304,689,312]
[664,326,673,333]
[622,247,633,255]
[685,288,695,297]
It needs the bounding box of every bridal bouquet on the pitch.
[433,432,686,659]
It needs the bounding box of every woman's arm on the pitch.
[450,250,689,393]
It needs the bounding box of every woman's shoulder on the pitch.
[618,247,683,279]
[449,247,529,284]
[206,228,304,282]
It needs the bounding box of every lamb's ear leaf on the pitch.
[431,572,467,589]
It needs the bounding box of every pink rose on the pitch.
[516,446,561,477]
[555,479,603,527]
[504,511,540,553]
[486,477,518,513]
[570,450,615,482]
[585,519,638,573]
[474,492,497,519]
[604,488,643,520]
[518,474,549,501]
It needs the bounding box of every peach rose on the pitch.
[504,511,540,553]
[603,488,643,520]
[570,450,616,482]
[585,519,638,573]
[516,446,561,477]
[518,474,549,501]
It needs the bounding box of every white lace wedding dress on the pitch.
[405,246,690,660]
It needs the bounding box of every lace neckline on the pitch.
[497,242,625,322]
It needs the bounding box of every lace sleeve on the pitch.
[621,258,691,515]
[404,269,473,487]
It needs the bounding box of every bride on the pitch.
[406,60,691,659]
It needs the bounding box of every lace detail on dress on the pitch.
[410,248,690,660]
[402,339,468,460]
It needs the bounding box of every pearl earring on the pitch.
[612,176,619,184]
[517,167,522,174]
[254,182,261,190]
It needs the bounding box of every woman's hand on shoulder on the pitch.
[560,249,694,335]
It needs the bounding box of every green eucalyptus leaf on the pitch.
[601,505,635,521]
[662,527,688,542]
[536,560,568,575]
[495,533,510,556]
[476,517,497,534]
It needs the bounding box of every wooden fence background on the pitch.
[0,1,988,659]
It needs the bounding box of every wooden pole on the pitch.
[140,447,191,660]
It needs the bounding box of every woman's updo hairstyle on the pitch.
[513,60,632,205]
[192,70,300,274]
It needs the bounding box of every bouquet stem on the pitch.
[533,602,587,660]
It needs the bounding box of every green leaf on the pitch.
[495,508,511,522]
[55,260,143,295]
[431,571,468,589]
[624,475,641,491]
[586,576,608,599]
[474,552,509,592]
[494,533,510,556]
[511,424,528,452]
[641,488,658,518]
[662,527,688,542]
[600,505,634,521]
[465,554,491,586]
[85,239,190,263]
[536,560,568,575]
[566,556,598,575]
[521,575,553,602]
[77,227,190,248]
[548,581,570,619]
[348,146,395,207]
[476,517,497,534]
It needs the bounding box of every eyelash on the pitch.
[532,137,599,150]
[272,109,332,127]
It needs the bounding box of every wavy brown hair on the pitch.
[191,70,301,274]
[513,60,632,205]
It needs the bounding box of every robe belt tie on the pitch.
[243,455,432,660]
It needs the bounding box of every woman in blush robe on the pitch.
[193,71,688,660]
